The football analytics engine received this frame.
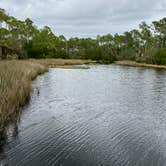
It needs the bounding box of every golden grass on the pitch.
[33,59,96,67]
[49,65,90,69]
[0,60,47,134]
[115,61,166,70]
[0,58,95,137]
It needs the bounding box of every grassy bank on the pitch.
[0,59,95,139]
[0,60,47,138]
[115,61,166,70]
[34,59,96,68]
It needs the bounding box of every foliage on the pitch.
[0,8,166,65]
[154,48,166,65]
[130,54,137,61]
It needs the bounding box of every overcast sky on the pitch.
[0,0,166,38]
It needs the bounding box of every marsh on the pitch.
[0,65,166,166]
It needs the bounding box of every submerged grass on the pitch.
[0,60,47,137]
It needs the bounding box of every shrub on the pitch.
[154,48,166,65]
[129,54,137,61]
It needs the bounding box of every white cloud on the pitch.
[0,0,166,37]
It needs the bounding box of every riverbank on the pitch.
[0,60,47,139]
[0,59,95,140]
[34,59,96,68]
[115,61,166,70]
[36,59,94,69]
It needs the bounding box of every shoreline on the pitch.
[114,61,166,70]
[48,65,90,69]
[0,60,48,141]
[1,58,165,142]
[0,59,95,141]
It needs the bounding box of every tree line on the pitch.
[0,8,166,65]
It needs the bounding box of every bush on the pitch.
[136,56,146,63]
[130,54,137,61]
[117,49,135,60]
[143,48,157,64]
[154,48,166,65]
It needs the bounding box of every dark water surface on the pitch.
[0,65,166,166]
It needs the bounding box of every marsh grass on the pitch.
[0,58,95,139]
[115,61,166,69]
[0,60,47,136]
[34,59,96,67]
[48,65,90,69]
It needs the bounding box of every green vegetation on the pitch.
[0,8,166,65]
[0,7,165,142]
[0,8,166,135]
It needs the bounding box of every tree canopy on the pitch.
[0,8,166,65]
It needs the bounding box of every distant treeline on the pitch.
[0,8,166,65]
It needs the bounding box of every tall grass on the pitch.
[115,60,166,69]
[0,60,47,136]
[0,58,95,139]
[34,59,95,67]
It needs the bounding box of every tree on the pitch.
[152,18,166,47]
[0,8,166,65]
[139,21,153,49]
[0,8,9,28]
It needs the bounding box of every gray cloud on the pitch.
[0,0,166,37]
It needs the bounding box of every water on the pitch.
[0,65,166,166]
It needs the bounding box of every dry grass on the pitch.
[48,65,90,69]
[0,58,95,136]
[33,59,96,67]
[115,61,166,70]
[0,60,47,134]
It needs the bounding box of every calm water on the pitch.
[0,65,166,166]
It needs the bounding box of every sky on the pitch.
[0,0,166,38]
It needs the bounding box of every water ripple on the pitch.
[1,65,166,166]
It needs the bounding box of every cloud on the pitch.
[0,0,166,37]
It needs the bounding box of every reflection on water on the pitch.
[0,65,166,166]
